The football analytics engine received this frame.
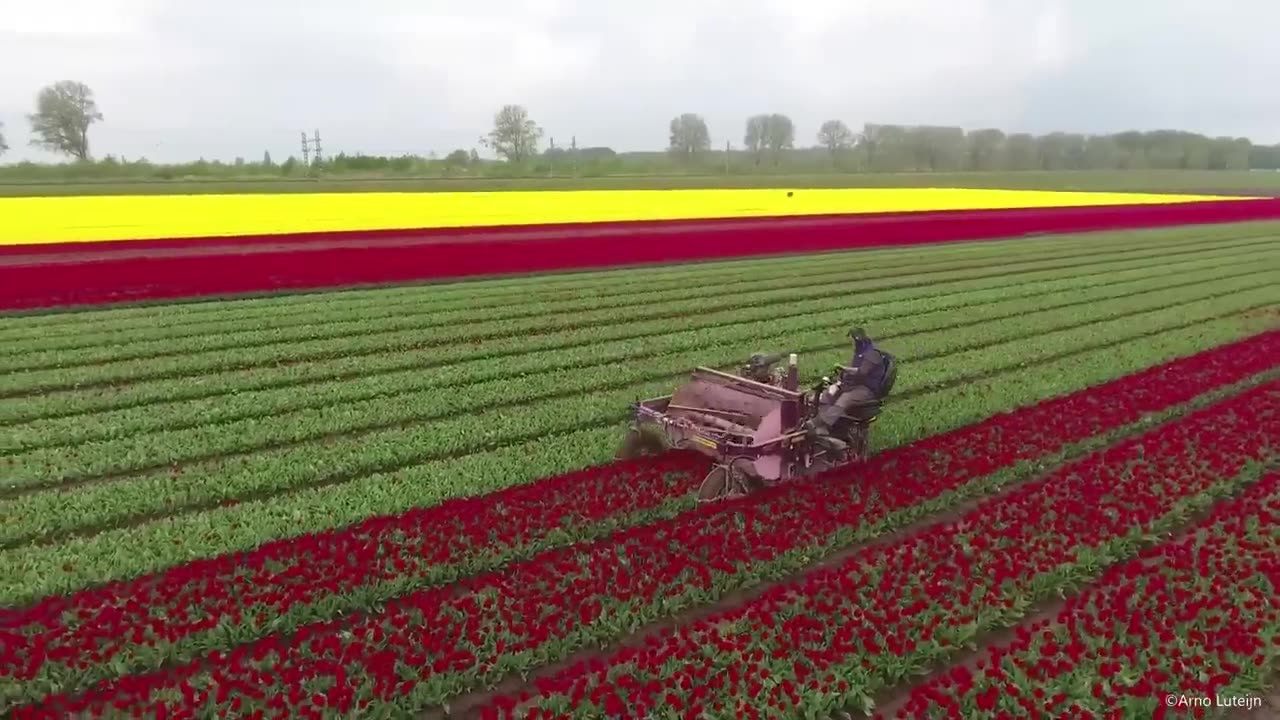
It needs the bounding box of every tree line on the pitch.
[2,84,1279,180]
[662,113,1265,172]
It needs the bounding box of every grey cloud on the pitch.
[0,0,1276,163]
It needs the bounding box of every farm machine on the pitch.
[617,349,897,502]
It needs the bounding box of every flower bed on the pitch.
[11,335,1280,717]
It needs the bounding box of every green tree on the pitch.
[764,113,795,163]
[1209,137,1251,170]
[443,148,471,176]
[0,121,8,158]
[1004,133,1038,170]
[27,80,103,160]
[965,128,1006,171]
[668,113,711,161]
[745,113,794,165]
[262,150,274,167]
[1082,135,1119,169]
[744,114,769,163]
[481,104,542,163]
[816,119,854,159]
[911,126,965,171]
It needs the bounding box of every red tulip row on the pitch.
[13,339,1280,717]
[475,380,1280,720]
[0,452,707,681]
[9,200,1280,310]
[7,328,1278,702]
[892,469,1280,720]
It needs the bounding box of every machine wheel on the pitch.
[728,457,765,494]
[696,466,730,502]
[697,459,763,503]
[616,426,669,460]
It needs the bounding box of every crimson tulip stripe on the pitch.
[10,332,1280,716]
[5,199,1280,311]
[10,231,1198,372]
[889,470,1280,720]
[0,226,1252,360]
[13,235,1257,402]
[475,383,1280,720]
[6,220,1243,346]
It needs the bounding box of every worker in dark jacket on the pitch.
[807,327,894,448]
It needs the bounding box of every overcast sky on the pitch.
[1,0,1277,164]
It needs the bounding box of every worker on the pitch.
[806,327,895,449]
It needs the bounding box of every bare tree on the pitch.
[745,113,794,165]
[817,119,854,157]
[668,113,711,161]
[481,104,542,163]
[764,114,795,159]
[744,115,768,151]
[744,114,769,164]
[28,80,103,160]
[0,121,8,158]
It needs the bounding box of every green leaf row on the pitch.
[4,250,1270,452]
[0,232,1150,361]
[1,231,1038,340]
[7,284,1275,550]
[14,370,1279,708]
[7,269,1274,490]
[0,316,1264,606]
[2,221,1264,342]
[2,238,1266,399]
[6,243,1259,427]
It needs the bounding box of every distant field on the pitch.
[2,188,1243,246]
[1,169,1279,197]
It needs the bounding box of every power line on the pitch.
[299,129,324,165]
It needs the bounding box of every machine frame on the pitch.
[621,353,884,502]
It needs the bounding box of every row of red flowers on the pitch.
[6,200,1280,310]
[893,469,1280,720]
[13,341,1280,717]
[475,381,1280,720]
[0,454,707,686]
[6,330,1280,708]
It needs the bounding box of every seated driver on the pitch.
[807,327,894,447]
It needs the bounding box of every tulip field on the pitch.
[2,203,1280,718]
